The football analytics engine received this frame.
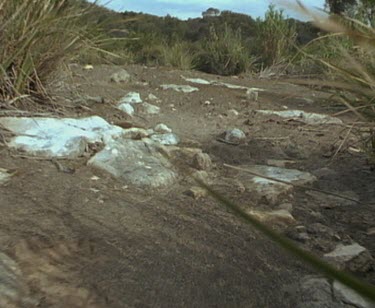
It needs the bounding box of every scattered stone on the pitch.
[324,243,373,273]
[0,168,12,185]
[154,124,172,134]
[0,116,124,158]
[219,128,246,145]
[257,109,343,125]
[119,92,142,104]
[138,102,160,115]
[118,103,135,116]
[227,109,239,118]
[248,209,296,229]
[192,153,212,171]
[191,170,211,185]
[333,281,374,308]
[295,276,373,308]
[246,88,260,101]
[148,93,159,101]
[84,95,104,104]
[151,133,180,146]
[110,69,131,83]
[242,165,316,205]
[182,77,211,85]
[89,139,177,189]
[122,128,153,140]
[185,186,208,199]
[266,159,296,168]
[234,180,246,193]
[83,64,93,70]
[160,84,199,93]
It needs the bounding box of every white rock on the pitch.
[154,124,172,134]
[151,133,180,146]
[227,109,239,117]
[83,64,93,70]
[122,128,152,140]
[0,116,124,158]
[138,102,160,115]
[160,84,199,93]
[257,110,343,125]
[333,281,374,308]
[117,103,135,116]
[148,93,159,101]
[248,209,296,229]
[182,77,211,85]
[110,69,131,83]
[89,139,177,189]
[243,165,316,205]
[324,243,373,272]
[192,153,212,170]
[119,92,142,104]
[224,129,246,144]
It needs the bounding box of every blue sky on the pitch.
[90,0,326,20]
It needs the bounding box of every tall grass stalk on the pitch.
[0,0,100,101]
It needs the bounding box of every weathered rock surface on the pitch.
[150,133,180,146]
[257,109,343,125]
[248,209,296,229]
[221,128,246,145]
[324,243,373,273]
[110,69,131,83]
[293,276,374,308]
[89,139,177,189]
[0,116,123,158]
[242,165,316,205]
[138,102,160,115]
[117,102,135,116]
[119,92,142,104]
[185,186,208,199]
[154,123,172,134]
[192,152,212,171]
[160,84,199,93]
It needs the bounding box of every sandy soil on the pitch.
[0,64,374,307]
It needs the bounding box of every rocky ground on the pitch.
[0,64,374,307]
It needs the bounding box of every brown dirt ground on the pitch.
[0,64,374,307]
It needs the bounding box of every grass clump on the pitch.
[0,0,99,101]
[197,24,254,75]
[161,41,196,70]
[255,5,297,66]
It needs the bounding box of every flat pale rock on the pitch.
[0,116,124,158]
[248,209,296,229]
[89,139,177,189]
[160,84,199,93]
[257,109,343,125]
[110,69,131,83]
[242,165,316,205]
[324,243,373,273]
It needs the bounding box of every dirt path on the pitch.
[0,64,374,307]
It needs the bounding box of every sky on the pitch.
[90,0,326,20]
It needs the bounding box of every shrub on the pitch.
[197,24,254,75]
[254,5,297,66]
[161,41,196,70]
